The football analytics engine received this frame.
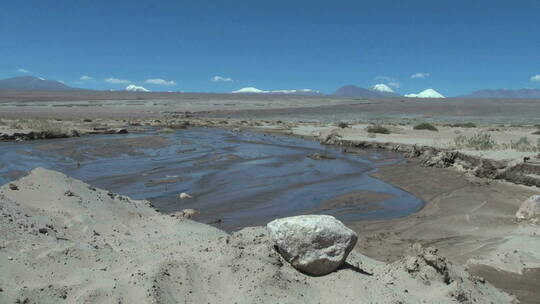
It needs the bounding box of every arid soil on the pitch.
[0,168,517,303]
[1,91,540,303]
[357,161,540,303]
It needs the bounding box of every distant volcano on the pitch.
[405,89,445,98]
[0,76,75,90]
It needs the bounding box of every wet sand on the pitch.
[355,160,540,303]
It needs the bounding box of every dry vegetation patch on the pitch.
[367,125,391,134]
[413,123,438,131]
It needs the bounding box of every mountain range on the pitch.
[1,76,540,98]
[0,76,74,91]
[332,84,401,98]
[231,87,323,95]
[464,88,540,99]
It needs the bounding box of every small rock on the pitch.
[308,153,335,160]
[516,195,540,221]
[9,184,19,191]
[38,228,48,234]
[179,192,193,200]
[267,215,358,276]
[115,128,128,134]
[181,209,199,218]
[171,209,199,219]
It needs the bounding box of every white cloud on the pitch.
[80,75,93,81]
[212,75,233,82]
[411,73,430,79]
[388,82,400,88]
[145,78,176,86]
[17,68,30,73]
[531,74,540,82]
[104,77,130,84]
[125,84,150,92]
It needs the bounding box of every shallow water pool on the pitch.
[0,128,424,231]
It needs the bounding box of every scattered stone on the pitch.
[179,192,193,200]
[181,209,199,219]
[422,151,457,168]
[516,195,540,222]
[267,215,358,276]
[38,228,48,234]
[170,209,199,219]
[9,184,19,191]
[403,243,451,284]
[89,128,128,135]
[308,153,335,160]
[320,133,338,145]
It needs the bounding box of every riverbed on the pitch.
[0,128,423,231]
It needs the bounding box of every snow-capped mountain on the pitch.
[125,84,150,92]
[231,87,322,95]
[405,88,445,98]
[332,85,401,98]
[232,87,267,93]
[372,84,395,93]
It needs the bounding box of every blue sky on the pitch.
[1,0,539,96]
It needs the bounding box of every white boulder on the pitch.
[516,195,540,221]
[266,215,358,275]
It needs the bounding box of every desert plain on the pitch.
[1,91,539,303]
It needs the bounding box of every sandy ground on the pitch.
[0,168,515,303]
[289,122,540,161]
[1,92,540,303]
[1,91,539,124]
[353,161,540,303]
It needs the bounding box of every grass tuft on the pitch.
[337,122,349,129]
[367,125,390,134]
[505,137,539,152]
[454,132,497,150]
[451,122,477,128]
[413,123,438,131]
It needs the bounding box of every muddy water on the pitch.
[0,128,424,231]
